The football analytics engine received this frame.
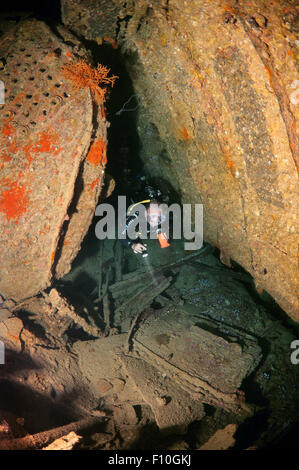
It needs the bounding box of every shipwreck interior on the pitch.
[0,0,298,450]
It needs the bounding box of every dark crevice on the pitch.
[50,156,85,282]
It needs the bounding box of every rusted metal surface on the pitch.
[61,0,122,45]
[0,19,108,301]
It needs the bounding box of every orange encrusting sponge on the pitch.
[157,232,170,248]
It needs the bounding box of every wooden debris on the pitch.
[42,431,82,450]
[0,415,107,450]
[122,274,172,346]
[103,293,111,332]
[109,271,157,301]
[109,249,212,300]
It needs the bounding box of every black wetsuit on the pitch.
[119,210,161,249]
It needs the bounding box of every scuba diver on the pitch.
[119,199,170,255]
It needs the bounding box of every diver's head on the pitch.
[146,199,164,227]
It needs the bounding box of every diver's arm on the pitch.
[119,237,146,253]
[119,238,132,248]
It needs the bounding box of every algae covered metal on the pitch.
[0,19,109,301]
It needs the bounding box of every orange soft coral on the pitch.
[61,60,118,106]
[86,137,107,167]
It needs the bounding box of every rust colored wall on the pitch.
[0,20,108,301]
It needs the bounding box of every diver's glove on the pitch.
[132,243,147,254]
